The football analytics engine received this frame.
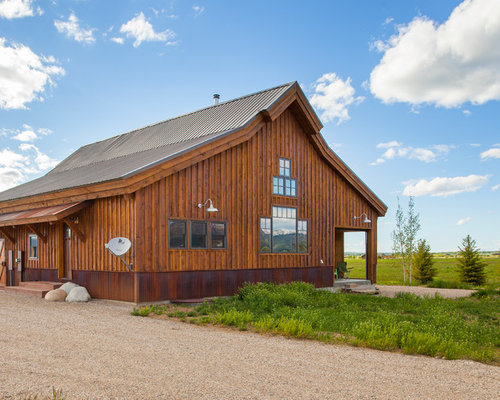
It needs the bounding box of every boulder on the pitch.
[45,289,67,302]
[59,281,80,295]
[65,286,91,302]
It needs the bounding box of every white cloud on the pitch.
[370,0,500,108]
[54,13,95,44]
[377,141,402,149]
[403,174,490,197]
[491,184,500,191]
[480,147,500,159]
[462,109,471,116]
[0,0,42,19]
[110,37,124,44]
[371,141,453,165]
[470,143,481,147]
[309,73,364,125]
[456,217,472,226]
[193,5,205,17]
[0,167,25,192]
[7,124,51,142]
[119,12,175,47]
[12,127,37,141]
[383,17,394,25]
[0,38,64,110]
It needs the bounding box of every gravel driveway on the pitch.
[0,291,498,400]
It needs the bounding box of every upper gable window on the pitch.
[273,158,296,197]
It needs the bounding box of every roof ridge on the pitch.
[77,81,297,150]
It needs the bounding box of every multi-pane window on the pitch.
[259,207,308,253]
[169,220,187,249]
[210,222,226,249]
[191,221,207,249]
[297,220,308,253]
[169,220,226,249]
[273,158,296,197]
[28,234,38,259]
[260,217,271,253]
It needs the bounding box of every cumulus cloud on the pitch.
[0,37,65,109]
[456,217,472,226]
[7,124,51,142]
[119,12,175,47]
[0,0,42,19]
[0,143,58,191]
[480,146,500,159]
[492,184,500,191]
[403,174,490,197]
[110,37,124,44]
[54,13,96,44]
[371,141,453,165]
[309,73,364,125]
[370,0,500,108]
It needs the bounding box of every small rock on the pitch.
[45,289,67,302]
[59,282,80,295]
[65,286,91,302]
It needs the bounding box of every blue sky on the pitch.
[0,0,499,252]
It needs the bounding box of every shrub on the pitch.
[457,235,486,286]
[413,239,436,284]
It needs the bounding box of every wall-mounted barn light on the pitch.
[197,199,218,213]
[353,213,371,223]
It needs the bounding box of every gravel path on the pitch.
[376,285,476,299]
[0,291,498,400]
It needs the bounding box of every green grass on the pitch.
[133,282,500,364]
[348,257,500,287]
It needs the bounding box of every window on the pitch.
[260,218,271,253]
[273,158,296,197]
[259,208,308,254]
[272,206,297,253]
[28,235,38,259]
[191,221,207,249]
[210,222,226,249]
[169,220,187,249]
[297,220,308,253]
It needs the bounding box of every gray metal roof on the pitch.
[0,82,295,202]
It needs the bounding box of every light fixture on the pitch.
[197,198,218,213]
[353,213,371,223]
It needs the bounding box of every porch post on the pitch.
[366,222,377,283]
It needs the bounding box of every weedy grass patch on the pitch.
[133,282,500,364]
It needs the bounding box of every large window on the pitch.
[169,220,187,249]
[259,207,308,253]
[191,221,207,249]
[28,234,38,259]
[169,220,226,249]
[273,158,296,197]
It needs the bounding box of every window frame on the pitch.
[210,221,227,249]
[168,219,188,249]
[273,158,296,198]
[259,207,309,254]
[28,234,38,260]
[190,220,208,249]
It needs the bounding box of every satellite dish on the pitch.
[105,237,133,271]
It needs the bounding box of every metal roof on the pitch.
[0,82,295,202]
[0,202,87,227]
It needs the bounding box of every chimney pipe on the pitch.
[213,93,220,105]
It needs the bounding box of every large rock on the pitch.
[59,282,80,295]
[65,286,91,302]
[45,289,67,302]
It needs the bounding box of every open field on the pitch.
[348,257,500,286]
[1,290,499,400]
[135,282,500,365]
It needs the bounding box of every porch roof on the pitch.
[0,201,87,227]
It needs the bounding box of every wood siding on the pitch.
[135,108,378,274]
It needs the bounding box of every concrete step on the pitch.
[4,286,50,298]
[333,279,371,288]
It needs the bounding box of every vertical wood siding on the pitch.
[135,108,378,273]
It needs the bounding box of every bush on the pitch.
[413,239,436,284]
[457,235,486,286]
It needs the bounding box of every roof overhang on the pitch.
[0,201,87,227]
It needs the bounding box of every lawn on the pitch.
[347,257,500,287]
[133,282,500,365]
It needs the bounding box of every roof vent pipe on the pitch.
[213,94,220,105]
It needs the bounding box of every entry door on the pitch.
[63,225,71,279]
[0,239,5,286]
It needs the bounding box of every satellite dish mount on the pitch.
[105,237,133,271]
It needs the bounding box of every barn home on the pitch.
[0,82,387,302]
